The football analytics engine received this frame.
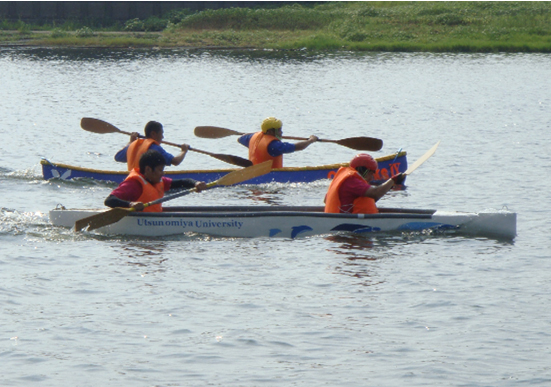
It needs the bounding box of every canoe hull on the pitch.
[50,206,517,240]
[41,152,407,185]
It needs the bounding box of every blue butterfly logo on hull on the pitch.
[291,225,313,239]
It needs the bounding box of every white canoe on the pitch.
[49,206,517,240]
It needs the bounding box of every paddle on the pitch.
[74,160,273,232]
[80,118,252,168]
[404,141,440,175]
[194,125,384,152]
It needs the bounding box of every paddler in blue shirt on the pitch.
[115,121,189,171]
[237,117,318,168]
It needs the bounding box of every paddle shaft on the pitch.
[151,160,273,208]
[193,126,383,151]
[194,126,311,141]
[80,118,251,167]
[119,130,234,161]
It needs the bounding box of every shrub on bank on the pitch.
[175,4,333,31]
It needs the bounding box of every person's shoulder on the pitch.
[162,176,173,190]
[149,143,166,152]
[121,176,142,186]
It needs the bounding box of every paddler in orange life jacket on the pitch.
[105,150,207,212]
[115,121,189,171]
[237,117,319,168]
[324,154,405,214]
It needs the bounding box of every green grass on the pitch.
[1,2,551,52]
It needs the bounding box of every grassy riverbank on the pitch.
[2,1,551,52]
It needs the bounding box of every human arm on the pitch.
[114,146,128,163]
[363,173,405,202]
[164,177,207,192]
[170,144,190,166]
[114,132,140,163]
[268,135,319,156]
[150,143,189,167]
[104,179,144,209]
[104,195,145,211]
[293,135,319,151]
[237,133,254,147]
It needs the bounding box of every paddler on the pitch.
[324,153,405,214]
[115,121,189,171]
[105,150,207,212]
[237,117,319,168]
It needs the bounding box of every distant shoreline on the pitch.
[2,2,550,53]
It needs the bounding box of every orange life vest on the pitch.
[249,132,283,168]
[324,167,378,214]
[126,138,158,171]
[125,168,165,212]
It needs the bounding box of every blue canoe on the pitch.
[40,151,407,185]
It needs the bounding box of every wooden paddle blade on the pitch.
[194,126,245,138]
[405,141,440,175]
[74,207,133,232]
[80,117,121,134]
[215,160,273,186]
[333,136,384,151]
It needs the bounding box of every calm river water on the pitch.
[1,47,550,386]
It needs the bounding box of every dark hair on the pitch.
[139,150,166,174]
[144,121,163,138]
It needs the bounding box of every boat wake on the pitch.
[0,208,50,236]
[1,166,43,183]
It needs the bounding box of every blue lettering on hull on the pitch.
[136,218,244,229]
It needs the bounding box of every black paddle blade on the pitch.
[335,137,383,151]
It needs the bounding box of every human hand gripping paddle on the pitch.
[74,160,273,232]
[193,126,384,152]
[80,118,252,167]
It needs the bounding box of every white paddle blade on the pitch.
[405,141,440,175]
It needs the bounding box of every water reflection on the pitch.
[241,187,285,205]
[113,240,170,268]
[325,234,385,286]
[325,234,376,254]
[0,46,348,65]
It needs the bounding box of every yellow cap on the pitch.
[261,117,282,133]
